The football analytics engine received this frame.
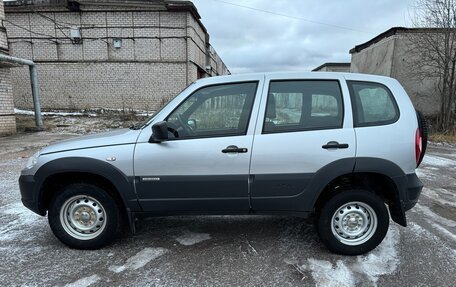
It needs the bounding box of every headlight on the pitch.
[24,151,40,170]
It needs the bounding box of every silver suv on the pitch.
[19,72,427,255]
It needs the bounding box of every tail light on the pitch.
[415,128,422,166]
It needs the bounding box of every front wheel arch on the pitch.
[34,157,141,216]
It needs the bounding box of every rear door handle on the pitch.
[222,145,248,153]
[322,141,349,149]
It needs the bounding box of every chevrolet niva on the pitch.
[19,72,427,255]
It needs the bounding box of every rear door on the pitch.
[249,74,356,212]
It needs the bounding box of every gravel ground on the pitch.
[0,119,455,287]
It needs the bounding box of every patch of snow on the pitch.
[415,204,456,228]
[425,219,456,241]
[14,108,154,118]
[295,226,400,287]
[108,247,168,273]
[408,222,429,237]
[175,231,211,246]
[64,274,100,287]
[0,202,41,241]
[429,141,456,148]
[415,169,436,181]
[247,241,258,255]
[421,188,456,207]
[354,226,400,284]
[408,222,456,259]
[306,259,355,287]
[422,154,456,167]
[14,108,97,117]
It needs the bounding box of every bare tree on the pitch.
[409,0,456,132]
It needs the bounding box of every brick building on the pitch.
[4,0,229,112]
[0,0,16,135]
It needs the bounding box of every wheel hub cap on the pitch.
[331,201,378,246]
[60,195,107,240]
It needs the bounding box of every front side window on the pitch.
[167,82,258,139]
[263,80,343,133]
[348,81,399,127]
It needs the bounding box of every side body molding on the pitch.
[34,157,141,214]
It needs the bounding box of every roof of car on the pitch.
[195,71,394,85]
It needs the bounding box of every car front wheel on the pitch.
[48,183,119,249]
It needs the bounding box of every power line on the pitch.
[206,0,372,34]
[35,12,73,29]
[4,19,58,41]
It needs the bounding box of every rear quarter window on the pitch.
[348,81,399,127]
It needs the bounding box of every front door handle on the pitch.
[222,145,248,153]
[322,141,349,149]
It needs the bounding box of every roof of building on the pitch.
[349,26,453,54]
[4,0,207,32]
[312,62,351,72]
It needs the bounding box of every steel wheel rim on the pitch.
[59,195,107,240]
[330,201,377,246]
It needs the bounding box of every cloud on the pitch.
[192,0,413,73]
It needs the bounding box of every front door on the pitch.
[134,80,262,212]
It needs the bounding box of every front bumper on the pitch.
[18,174,45,216]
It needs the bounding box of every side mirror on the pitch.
[149,121,169,143]
[187,119,197,130]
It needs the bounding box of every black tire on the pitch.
[48,183,119,249]
[316,189,389,255]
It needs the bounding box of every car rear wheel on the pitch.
[316,189,389,255]
[48,183,119,249]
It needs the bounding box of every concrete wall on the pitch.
[391,34,440,116]
[0,0,16,136]
[350,36,395,76]
[350,33,439,116]
[5,0,229,112]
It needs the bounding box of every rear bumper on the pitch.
[402,173,423,211]
[18,175,45,216]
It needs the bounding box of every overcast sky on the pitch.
[191,0,415,74]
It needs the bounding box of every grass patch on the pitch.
[429,133,456,143]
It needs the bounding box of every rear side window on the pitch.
[348,81,399,127]
[263,80,343,133]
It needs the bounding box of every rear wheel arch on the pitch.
[311,157,407,226]
[313,172,399,213]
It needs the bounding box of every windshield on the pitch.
[130,82,196,130]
